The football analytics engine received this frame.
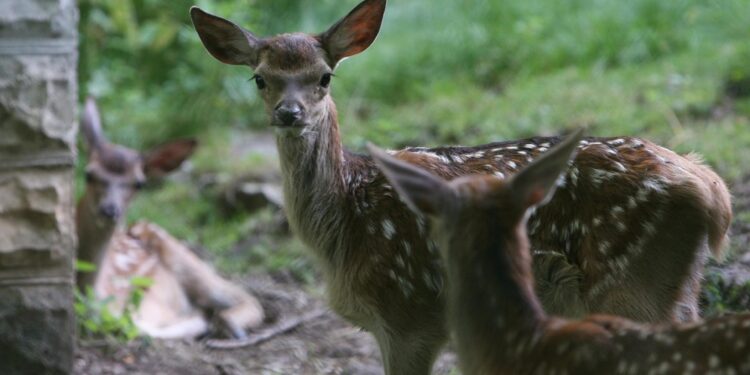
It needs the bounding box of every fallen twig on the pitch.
[205,309,327,349]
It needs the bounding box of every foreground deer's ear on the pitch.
[509,128,584,210]
[190,7,262,67]
[367,143,451,216]
[319,0,386,68]
[143,138,198,178]
[81,97,105,151]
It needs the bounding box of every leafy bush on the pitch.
[79,0,264,148]
[80,0,750,149]
[75,260,153,342]
[702,272,750,317]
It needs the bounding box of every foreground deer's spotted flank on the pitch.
[371,130,748,375]
[192,0,731,373]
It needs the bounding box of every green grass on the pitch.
[341,46,750,180]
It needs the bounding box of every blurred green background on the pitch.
[78,0,750,292]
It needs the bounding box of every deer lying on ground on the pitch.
[370,130,750,375]
[76,97,263,339]
[190,0,731,373]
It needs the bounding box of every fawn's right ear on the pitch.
[81,97,105,151]
[319,0,386,68]
[367,143,452,216]
[190,7,263,67]
[509,129,584,210]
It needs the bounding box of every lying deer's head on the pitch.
[190,0,386,132]
[80,97,197,223]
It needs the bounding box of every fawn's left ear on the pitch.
[509,128,584,210]
[81,97,106,151]
[143,139,198,178]
[367,142,452,216]
[318,0,386,68]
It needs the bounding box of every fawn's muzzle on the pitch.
[98,203,122,220]
[273,102,304,127]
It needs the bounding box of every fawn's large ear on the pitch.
[81,97,105,151]
[367,143,452,216]
[190,7,263,68]
[509,129,584,210]
[143,139,198,178]
[319,0,386,68]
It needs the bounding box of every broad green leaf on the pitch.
[75,260,97,272]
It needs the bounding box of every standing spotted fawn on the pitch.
[190,0,731,373]
[77,97,263,339]
[370,130,750,375]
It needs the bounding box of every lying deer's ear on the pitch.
[143,139,198,178]
[367,143,451,216]
[509,128,584,210]
[319,0,386,68]
[81,97,105,151]
[190,7,262,67]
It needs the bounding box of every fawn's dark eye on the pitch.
[133,180,145,190]
[85,171,95,183]
[320,73,333,88]
[252,74,266,90]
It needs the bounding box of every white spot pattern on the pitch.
[382,219,396,240]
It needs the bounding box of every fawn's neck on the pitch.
[75,192,119,289]
[275,96,351,266]
[447,221,548,370]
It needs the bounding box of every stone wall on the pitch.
[0,0,77,373]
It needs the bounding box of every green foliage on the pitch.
[79,0,264,148]
[75,287,140,342]
[76,259,97,273]
[81,0,750,148]
[702,272,750,317]
[75,261,153,342]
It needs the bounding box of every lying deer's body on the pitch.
[370,130,749,375]
[76,98,263,339]
[191,1,731,372]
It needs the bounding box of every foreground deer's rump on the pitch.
[370,130,750,375]
[76,97,263,339]
[190,0,731,373]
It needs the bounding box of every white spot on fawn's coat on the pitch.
[382,219,396,240]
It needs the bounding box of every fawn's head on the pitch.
[80,97,197,223]
[191,0,386,133]
[368,130,584,258]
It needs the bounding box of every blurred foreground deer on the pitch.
[76,97,263,339]
[191,0,731,372]
[370,130,750,375]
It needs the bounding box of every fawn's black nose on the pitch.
[274,102,303,126]
[99,203,121,219]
